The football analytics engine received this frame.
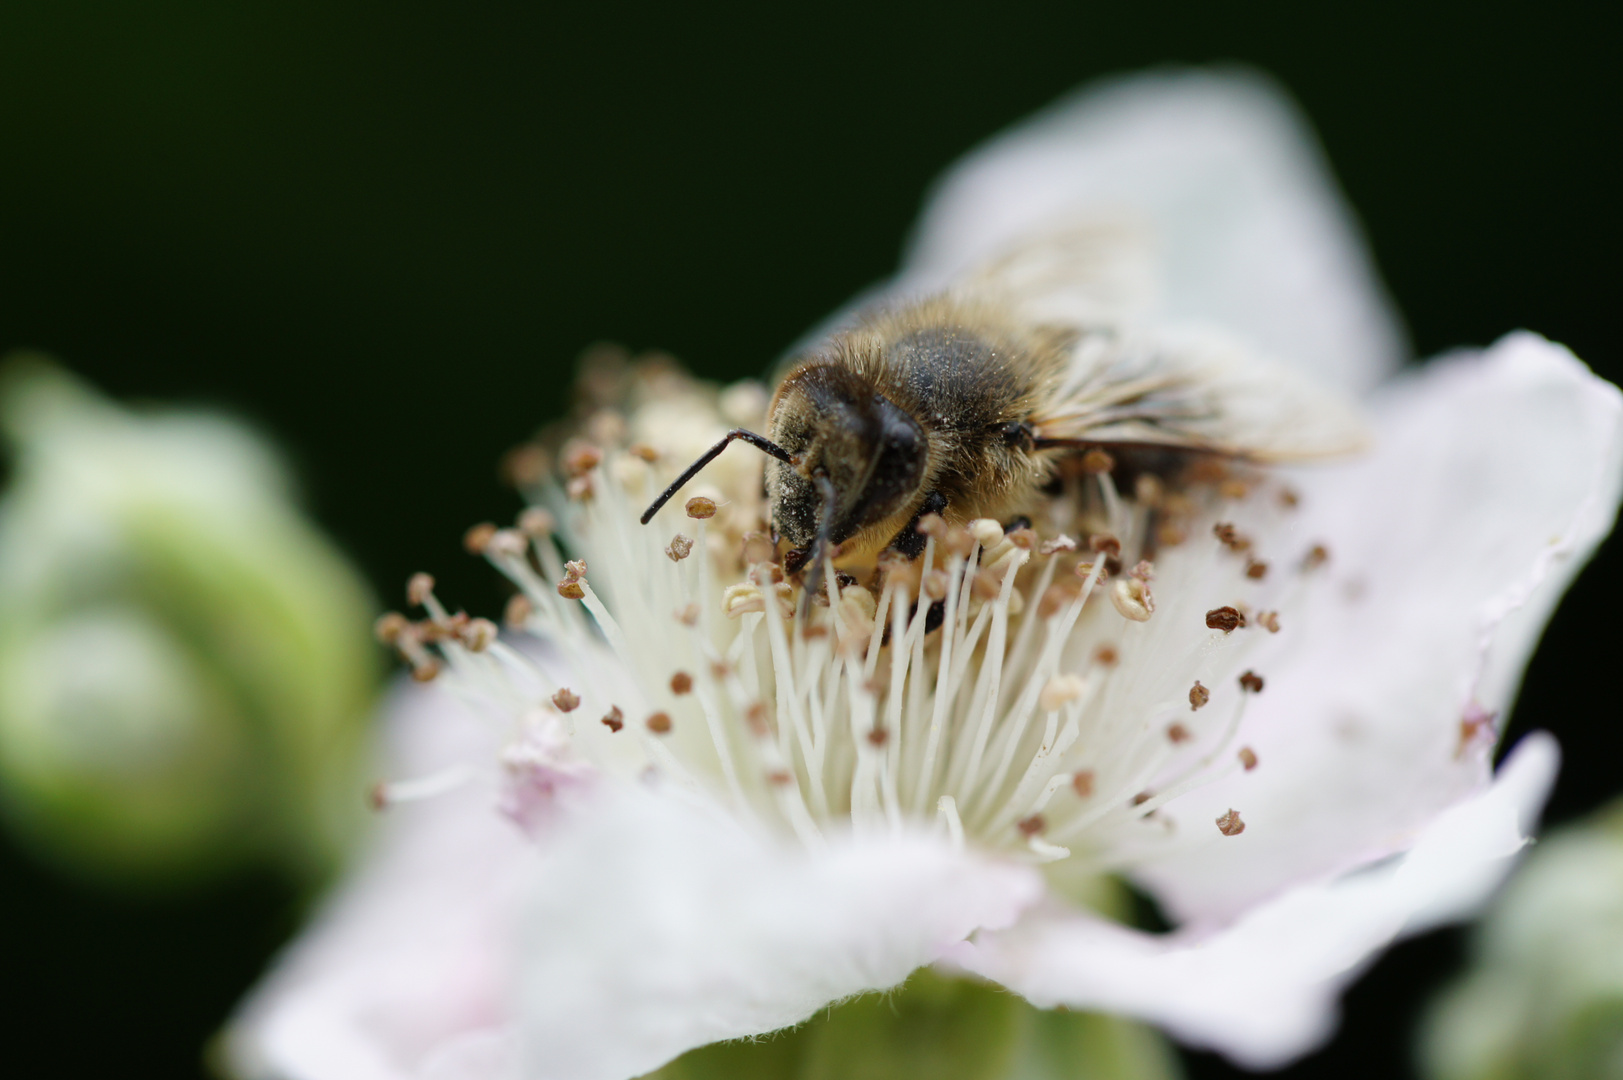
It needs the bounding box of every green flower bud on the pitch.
[0,355,380,888]
[1420,798,1623,1080]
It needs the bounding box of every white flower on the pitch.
[224,69,1623,1080]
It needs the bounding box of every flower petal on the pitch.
[1134,333,1623,926]
[517,784,1043,1080]
[897,67,1406,394]
[951,732,1558,1068]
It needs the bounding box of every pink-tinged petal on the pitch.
[1135,333,1623,927]
[517,784,1043,1080]
[953,733,1558,1068]
[899,67,1406,394]
[225,685,529,1080]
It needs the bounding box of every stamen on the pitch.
[1216,809,1246,836]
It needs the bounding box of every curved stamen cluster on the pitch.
[379,367,1328,867]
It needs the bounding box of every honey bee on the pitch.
[639,226,1364,588]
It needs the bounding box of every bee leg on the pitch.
[884,490,949,560]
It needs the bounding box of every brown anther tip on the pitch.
[1279,487,1301,509]
[564,559,587,579]
[666,533,694,562]
[709,659,732,679]
[1257,610,1281,633]
[1088,533,1122,556]
[552,688,581,712]
[565,475,594,501]
[406,572,436,607]
[767,769,794,786]
[410,658,442,683]
[518,507,556,537]
[601,706,624,733]
[970,569,1003,601]
[1074,560,1097,580]
[744,702,769,736]
[1131,791,1152,807]
[1218,479,1250,500]
[1071,770,1095,798]
[1131,560,1155,581]
[1245,558,1269,580]
[742,532,777,565]
[1238,747,1259,771]
[460,617,498,652]
[1134,474,1165,506]
[1156,523,1188,548]
[500,443,549,488]
[862,677,886,697]
[1238,670,1265,693]
[669,671,693,695]
[1039,535,1078,555]
[503,594,534,629]
[685,496,718,519]
[1167,722,1192,744]
[374,611,409,645]
[1216,809,1246,836]
[922,569,951,602]
[1206,606,1246,633]
[562,441,603,477]
[367,782,389,812]
[1038,583,1073,618]
[1303,544,1330,570]
[941,527,977,558]
[1093,644,1119,667]
[1017,814,1047,837]
[915,513,947,538]
[646,712,673,734]
[1080,448,1115,474]
[1006,527,1036,550]
[1213,522,1251,552]
[675,602,700,627]
[628,443,660,463]
[866,727,889,747]
[557,580,586,601]
[1189,680,1210,711]
[463,522,498,555]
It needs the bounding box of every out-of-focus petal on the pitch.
[1134,333,1623,926]
[952,733,1558,1068]
[899,67,1406,394]
[518,784,1044,1080]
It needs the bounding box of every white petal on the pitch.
[951,733,1558,1068]
[225,685,530,1080]
[1135,333,1623,926]
[517,783,1043,1080]
[897,67,1406,394]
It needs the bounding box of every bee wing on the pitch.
[896,69,1407,396]
[1031,328,1369,461]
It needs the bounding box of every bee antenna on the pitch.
[640,428,797,525]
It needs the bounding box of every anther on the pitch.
[1089,534,1122,557]
[1206,606,1246,633]
[1071,771,1095,798]
[1218,479,1249,500]
[486,529,528,558]
[685,496,717,519]
[915,513,947,539]
[1081,448,1115,474]
[669,672,693,695]
[628,443,660,463]
[866,727,889,748]
[767,769,793,786]
[1156,523,1188,548]
[675,602,700,626]
[1238,670,1265,693]
[1245,558,1269,580]
[1040,535,1078,555]
[1213,523,1251,552]
[1017,814,1047,837]
[374,612,409,645]
[503,594,533,629]
[552,688,581,712]
[1189,681,1210,711]
[923,570,951,601]
[646,712,673,734]
[1038,583,1074,617]
[459,618,497,652]
[1257,610,1281,633]
[1167,722,1192,744]
[367,781,389,812]
[407,572,436,608]
[1130,560,1154,581]
[1303,544,1330,570]
[666,534,694,561]
[1111,577,1154,621]
[970,519,1005,548]
[565,475,594,501]
[463,522,498,555]
[971,570,1003,601]
[1131,792,1152,807]
[501,443,548,488]
[1134,474,1165,506]
[1039,674,1086,712]
[742,532,776,565]
[557,578,585,601]
[1216,809,1246,836]
[562,441,603,477]
[941,527,977,559]
[601,706,624,733]
[1279,487,1300,509]
[744,702,769,736]
[1238,747,1258,771]
[1093,644,1119,667]
[410,657,442,683]
[1006,527,1036,550]
[518,507,555,537]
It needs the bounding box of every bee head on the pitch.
[767,364,927,559]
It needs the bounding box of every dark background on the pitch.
[0,2,1617,1077]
